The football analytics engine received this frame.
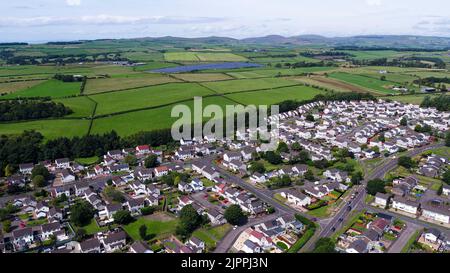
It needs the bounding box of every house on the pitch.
[57,169,76,184]
[34,202,50,219]
[223,151,241,162]
[74,180,90,196]
[421,204,450,224]
[202,166,220,181]
[240,147,256,162]
[190,178,204,192]
[374,193,390,207]
[48,207,64,222]
[12,227,34,245]
[105,204,122,220]
[144,195,159,207]
[19,163,34,175]
[130,181,147,196]
[248,230,273,249]
[250,173,266,183]
[443,185,450,196]
[281,190,312,207]
[392,196,419,215]
[205,209,225,225]
[136,145,150,155]
[55,158,70,169]
[346,239,369,253]
[40,222,63,241]
[80,238,102,253]
[154,166,169,177]
[178,181,192,193]
[52,185,72,198]
[126,198,146,215]
[241,240,262,253]
[129,241,153,253]
[187,237,205,253]
[146,184,160,198]
[102,231,127,253]
[107,150,123,160]
[108,164,130,173]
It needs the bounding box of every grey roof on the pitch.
[80,238,101,251]
[130,241,152,253]
[103,231,127,245]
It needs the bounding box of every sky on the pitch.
[0,0,449,42]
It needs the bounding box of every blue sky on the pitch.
[0,0,449,42]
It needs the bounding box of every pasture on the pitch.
[202,77,299,94]
[170,73,234,82]
[0,79,82,99]
[0,80,46,94]
[164,52,248,62]
[53,96,96,118]
[0,119,90,139]
[329,72,398,95]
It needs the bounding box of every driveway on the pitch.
[388,221,420,253]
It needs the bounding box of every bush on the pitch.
[141,206,156,216]
[113,210,134,225]
[224,205,247,225]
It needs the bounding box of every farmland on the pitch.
[0,37,448,141]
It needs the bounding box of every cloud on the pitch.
[366,0,382,6]
[413,16,450,34]
[0,15,226,27]
[66,0,81,6]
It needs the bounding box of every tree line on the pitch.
[0,100,72,122]
[351,57,446,69]
[420,95,450,111]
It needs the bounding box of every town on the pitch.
[1,97,448,254]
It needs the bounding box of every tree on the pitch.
[4,164,15,177]
[380,75,386,81]
[141,206,155,215]
[104,187,126,203]
[304,170,315,181]
[400,117,408,126]
[113,210,134,225]
[75,228,87,242]
[442,170,450,185]
[139,224,147,240]
[291,142,302,151]
[224,204,247,225]
[2,220,12,233]
[70,201,95,227]
[276,142,289,154]
[144,154,159,168]
[446,132,450,147]
[398,156,415,169]
[124,154,138,166]
[297,150,310,163]
[176,204,203,239]
[312,238,336,253]
[437,184,443,196]
[378,133,385,143]
[265,151,282,165]
[249,161,265,174]
[31,164,50,180]
[351,171,364,185]
[366,179,386,195]
[306,114,315,122]
[32,175,46,188]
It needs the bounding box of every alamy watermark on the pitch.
[171,97,280,151]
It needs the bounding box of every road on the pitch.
[302,142,445,252]
[388,222,420,253]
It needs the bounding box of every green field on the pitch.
[84,74,180,94]
[123,216,179,240]
[0,80,46,94]
[226,67,336,79]
[0,79,82,99]
[381,94,446,105]
[0,119,90,139]
[202,77,299,93]
[164,52,247,62]
[171,73,234,82]
[91,83,214,116]
[53,96,96,118]
[225,85,325,105]
[90,96,240,136]
[192,224,231,249]
[329,72,398,95]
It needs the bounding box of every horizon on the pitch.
[1,0,449,43]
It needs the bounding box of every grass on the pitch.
[202,78,299,94]
[84,75,180,94]
[0,79,82,99]
[91,82,214,116]
[382,93,447,105]
[224,85,325,105]
[329,72,398,95]
[0,80,46,94]
[401,230,421,253]
[74,218,107,235]
[306,205,331,218]
[26,218,48,227]
[75,156,100,165]
[164,52,247,62]
[331,210,365,240]
[287,228,316,253]
[0,119,90,140]
[90,96,239,136]
[123,216,179,241]
[53,96,96,118]
[170,73,234,82]
[226,67,336,79]
[192,224,231,249]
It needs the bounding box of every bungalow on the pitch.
[304,186,328,199]
[129,241,153,253]
[19,163,34,175]
[227,159,247,173]
[248,230,273,249]
[241,240,262,253]
[281,190,312,207]
[250,173,266,183]
[346,239,369,253]
[80,238,102,253]
[223,151,241,162]
[202,166,220,181]
[187,237,206,253]
[178,196,193,210]
[108,164,130,173]
[205,209,225,225]
[102,231,127,253]
[126,198,146,215]
[178,181,192,193]
[392,196,419,215]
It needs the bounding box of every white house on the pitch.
[392,197,419,215]
[374,193,390,207]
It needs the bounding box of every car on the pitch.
[331,227,336,232]
[347,206,352,211]
[338,218,343,222]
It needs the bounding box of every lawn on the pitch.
[53,96,96,118]
[75,156,100,165]
[123,215,179,241]
[0,79,82,99]
[0,119,90,139]
[202,77,299,94]
[74,219,107,235]
[224,85,325,105]
[306,205,331,218]
[192,224,232,249]
[90,96,239,136]
[381,94,446,105]
[84,75,180,94]
[329,72,398,95]
[401,230,421,253]
[91,83,215,116]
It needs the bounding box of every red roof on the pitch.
[155,166,168,172]
[136,145,150,151]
